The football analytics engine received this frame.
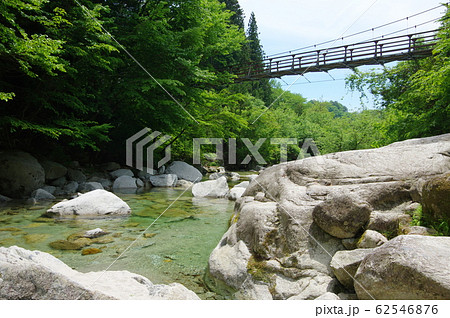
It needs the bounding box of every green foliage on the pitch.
[346,5,450,144]
[410,204,450,236]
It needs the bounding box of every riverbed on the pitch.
[0,186,238,299]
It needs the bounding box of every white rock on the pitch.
[235,181,249,188]
[149,174,178,187]
[84,228,107,238]
[176,180,194,188]
[227,187,246,201]
[46,189,131,216]
[314,292,341,300]
[0,246,199,300]
[192,176,229,198]
[166,161,202,183]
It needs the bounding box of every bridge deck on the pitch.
[233,30,438,82]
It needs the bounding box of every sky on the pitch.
[238,0,447,111]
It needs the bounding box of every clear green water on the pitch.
[0,187,235,299]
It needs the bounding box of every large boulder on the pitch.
[356,230,387,248]
[40,160,67,181]
[149,174,178,187]
[112,176,138,190]
[0,151,45,198]
[313,194,372,239]
[355,235,450,300]
[206,134,450,299]
[166,161,202,183]
[0,246,199,300]
[422,172,450,224]
[227,187,246,201]
[192,176,229,198]
[46,189,131,216]
[330,248,374,290]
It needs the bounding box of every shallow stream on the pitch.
[0,182,242,299]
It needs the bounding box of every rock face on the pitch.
[192,176,229,198]
[46,189,131,216]
[313,194,372,239]
[149,174,178,187]
[355,235,450,300]
[422,172,450,224]
[166,161,202,183]
[206,134,450,299]
[0,151,45,198]
[330,249,374,290]
[0,246,199,300]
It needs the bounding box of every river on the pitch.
[0,182,243,299]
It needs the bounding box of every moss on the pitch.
[81,247,102,255]
[49,240,84,250]
[408,204,450,236]
[247,256,274,284]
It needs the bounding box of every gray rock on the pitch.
[227,187,246,201]
[342,238,358,250]
[78,182,104,192]
[149,174,178,187]
[313,194,372,239]
[136,178,144,188]
[422,172,450,224]
[254,192,266,202]
[110,169,134,179]
[31,189,55,201]
[67,169,86,183]
[46,189,131,216]
[0,151,45,198]
[0,246,199,300]
[330,249,374,290]
[113,176,138,190]
[101,162,121,171]
[357,230,387,248]
[87,177,112,189]
[166,161,202,183]
[367,211,411,234]
[40,160,67,181]
[41,185,57,195]
[192,176,229,198]
[209,172,224,180]
[0,194,12,202]
[51,177,66,188]
[355,235,450,300]
[63,181,79,194]
[402,226,438,236]
[247,174,258,182]
[158,165,166,174]
[137,169,155,180]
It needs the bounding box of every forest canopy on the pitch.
[0,1,448,167]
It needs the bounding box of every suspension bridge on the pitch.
[232,29,438,82]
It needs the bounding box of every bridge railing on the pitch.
[232,29,438,81]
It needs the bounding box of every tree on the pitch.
[346,5,450,143]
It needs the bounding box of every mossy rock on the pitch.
[23,223,45,229]
[49,240,84,250]
[92,237,114,244]
[67,232,85,241]
[143,233,157,238]
[422,173,450,224]
[23,233,49,244]
[0,227,22,232]
[81,247,102,255]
